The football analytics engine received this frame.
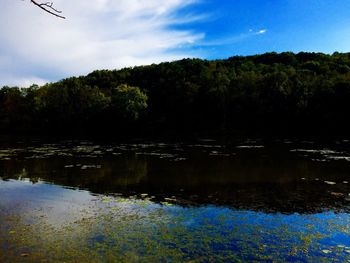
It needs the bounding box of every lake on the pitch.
[1,138,350,262]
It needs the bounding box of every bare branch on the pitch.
[30,0,66,19]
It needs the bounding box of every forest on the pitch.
[1,52,350,138]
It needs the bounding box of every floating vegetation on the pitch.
[173,157,187,162]
[188,144,224,149]
[0,142,127,160]
[1,139,350,261]
[81,165,102,170]
[101,196,113,203]
[291,148,350,162]
[330,192,344,197]
[209,151,231,157]
[236,145,265,149]
[137,152,178,158]
[327,156,350,162]
[2,181,350,262]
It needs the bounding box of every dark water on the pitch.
[1,138,350,262]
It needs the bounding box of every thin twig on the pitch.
[30,0,65,19]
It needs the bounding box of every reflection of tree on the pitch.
[2,151,350,213]
[123,156,148,186]
[0,156,148,192]
[0,162,26,181]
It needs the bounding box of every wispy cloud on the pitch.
[192,28,268,47]
[256,29,267,35]
[0,0,205,86]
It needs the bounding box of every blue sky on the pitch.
[180,0,350,58]
[1,0,350,86]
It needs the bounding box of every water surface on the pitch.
[1,139,350,261]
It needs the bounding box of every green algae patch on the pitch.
[2,149,350,263]
[3,196,350,263]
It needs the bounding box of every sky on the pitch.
[1,0,350,86]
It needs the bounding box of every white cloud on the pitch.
[0,0,204,86]
[193,28,268,47]
[256,29,267,35]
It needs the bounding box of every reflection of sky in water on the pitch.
[1,179,350,261]
[0,140,350,260]
[0,180,96,226]
[0,179,92,207]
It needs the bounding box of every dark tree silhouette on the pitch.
[2,52,350,137]
[30,0,65,19]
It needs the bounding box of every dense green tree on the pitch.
[111,84,148,122]
[1,52,350,137]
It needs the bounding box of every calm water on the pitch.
[1,138,350,262]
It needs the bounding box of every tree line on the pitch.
[1,52,350,138]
